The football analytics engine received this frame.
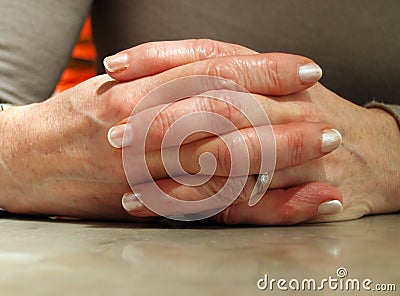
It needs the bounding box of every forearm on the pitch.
[0,75,136,219]
[365,102,400,199]
[0,106,17,211]
[0,104,40,213]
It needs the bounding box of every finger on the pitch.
[104,39,257,80]
[270,162,318,189]
[269,154,334,189]
[105,51,322,131]
[142,123,342,181]
[122,176,343,225]
[108,91,314,150]
[214,182,343,225]
[122,175,248,218]
[108,52,323,118]
[178,53,322,95]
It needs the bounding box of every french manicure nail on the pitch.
[321,129,342,153]
[122,193,143,212]
[103,53,129,73]
[318,200,343,215]
[298,62,323,84]
[107,124,133,148]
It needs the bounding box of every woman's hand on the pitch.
[270,83,400,222]
[103,39,257,80]
[104,40,400,224]
[0,76,134,220]
[119,84,400,224]
[101,40,348,224]
[103,39,322,89]
[113,90,344,224]
[121,83,400,224]
[0,41,328,221]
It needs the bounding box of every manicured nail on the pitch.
[321,129,342,153]
[122,193,143,212]
[318,200,343,215]
[103,53,129,73]
[107,124,133,148]
[298,62,323,84]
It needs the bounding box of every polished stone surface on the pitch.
[1,213,399,296]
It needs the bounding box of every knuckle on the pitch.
[263,57,282,93]
[291,101,320,122]
[284,128,305,167]
[198,96,235,125]
[212,176,250,224]
[193,39,224,60]
[216,206,236,225]
[205,59,241,82]
[208,176,246,204]
[232,178,252,205]
[143,42,165,61]
[152,109,175,145]
[245,130,261,172]
[97,85,135,122]
[101,96,126,121]
[216,141,232,176]
[198,96,217,114]
[206,176,227,195]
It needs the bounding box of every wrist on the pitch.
[0,104,41,212]
[369,108,400,203]
[0,107,19,210]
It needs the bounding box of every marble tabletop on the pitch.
[0,213,399,296]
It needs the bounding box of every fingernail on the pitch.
[318,200,343,215]
[298,62,323,84]
[122,193,143,212]
[103,53,129,73]
[107,124,133,148]
[321,129,342,153]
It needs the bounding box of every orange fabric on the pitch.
[55,18,96,93]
